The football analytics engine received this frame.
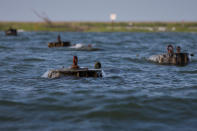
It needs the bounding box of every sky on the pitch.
[0,0,197,22]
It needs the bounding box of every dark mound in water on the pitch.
[5,28,17,36]
[48,68,102,78]
[48,41,71,48]
[149,53,189,66]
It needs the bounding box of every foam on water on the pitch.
[69,43,95,49]
[188,54,195,62]
[70,43,84,49]
[148,55,160,62]
[101,70,106,77]
[41,70,50,78]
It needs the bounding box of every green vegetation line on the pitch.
[1,21,197,32]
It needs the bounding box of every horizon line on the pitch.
[0,20,197,23]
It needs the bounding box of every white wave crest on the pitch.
[148,55,161,62]
[102,70,106,77]
[69,43,94,49]
[41,70,50,78]
[70,43,84,49]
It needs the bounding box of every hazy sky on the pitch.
[0,0,197,22]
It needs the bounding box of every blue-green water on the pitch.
[0,32,197,130]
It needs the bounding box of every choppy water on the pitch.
[0,32,197,131]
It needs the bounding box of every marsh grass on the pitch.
[1,21,197,32]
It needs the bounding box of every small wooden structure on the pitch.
[154,53,189,66]
[48,41,71,48]
[5,28,17,36]
[48,68,102,78]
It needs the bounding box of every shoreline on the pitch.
[1,21,197,32]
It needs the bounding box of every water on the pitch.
[0,32,197,130]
